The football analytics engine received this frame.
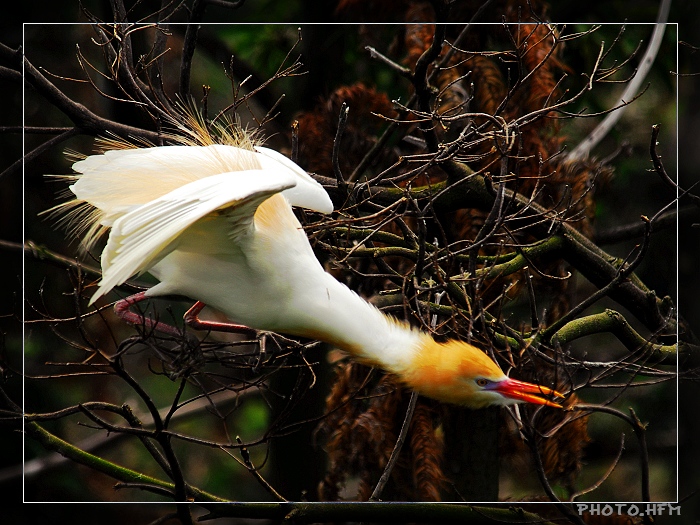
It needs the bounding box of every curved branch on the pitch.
[412,23,446,153]
[369,391,418,501]
[568,0,671,160]
[573,404,651,503]
[179,0,206,98]
[24,421,227,502]
[1,127,80,181]
[552,309,681,363]
[2,43,162,141]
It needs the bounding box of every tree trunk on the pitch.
[443,407,500,501]
[267,345,331,500]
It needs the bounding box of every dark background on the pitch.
[2,1,698,523]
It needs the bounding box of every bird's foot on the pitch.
[183,301,258,337]
[114,291,184,338]
[114,293,258,340]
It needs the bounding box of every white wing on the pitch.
[71,145,265,226]
[255,146,334,214]
[91,169,295,304]
[71,144,334,223]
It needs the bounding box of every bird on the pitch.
[50,127,563,410]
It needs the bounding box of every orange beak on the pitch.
[493,377,564,408]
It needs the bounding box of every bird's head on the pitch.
[401,338,564,409]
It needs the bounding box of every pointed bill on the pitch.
[493,377,565,408]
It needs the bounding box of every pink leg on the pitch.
[114,291,183,337]
[184,301,257,336]
[114,293,257,337]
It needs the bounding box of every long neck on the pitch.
[286,272,427,376]
[251,194,427,374]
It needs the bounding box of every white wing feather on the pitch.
[255,146,334,214]
[91,169,295,304]
[71,145,265,226]
[67,144,335,304]
[71,144,334,223]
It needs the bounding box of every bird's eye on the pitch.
[475,378,489,387]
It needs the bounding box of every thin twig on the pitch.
[231,437,287,502]
[369,391,419,501]
[568,0,671,160]
[333,102,350,195]
[574,404,652,505]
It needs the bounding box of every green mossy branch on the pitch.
[465,235,564,281]
[375,292,681,364]
[24,421,563,523]
[323,227,561,280]
[551,309,682,363]
[199,501,558,524]
[24,421,227,503]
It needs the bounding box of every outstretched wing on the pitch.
[255,146,334,214]
[91,169,295,304]
[69,144,334,226]
[70,145,266,227]
[65,143,334,304]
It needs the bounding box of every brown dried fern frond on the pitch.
[317,360,370,500]
[318,362,406,500]
[295,82,396,177]
[539,391,590,492]
[409,400,445,501]
[467,54,507,124]
[501,373,590,498]
[504,23,567,185]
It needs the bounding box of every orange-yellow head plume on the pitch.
[399,338,564,409]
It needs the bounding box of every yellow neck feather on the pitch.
[399,339,507,407]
